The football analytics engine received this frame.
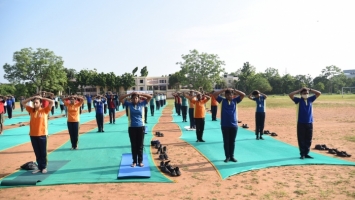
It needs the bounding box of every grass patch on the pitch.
[344,136,355,143]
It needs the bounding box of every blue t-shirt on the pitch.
[124,100,147,127]
[85,95,92,103]
[293,95,317,123]
[216,96,242,127]
[94,99,106,114]
[252,96,266,112]
[6,99,13,107]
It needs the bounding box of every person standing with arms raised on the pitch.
[21,95,53,173]
[185,91,210,142]
[119,92,152,167]
[213,88,245,162]
[248,90,267,140]
[289,87,321,159]
[64,95,84,150]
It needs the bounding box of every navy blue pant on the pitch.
[195,118,205,140]
[150,105,154,116]
[156,101,160,110]
[181,106,188,121]
[221,126,238,159]
[30,136,47,170]
[297,123,313,157]
[87,103,92,113]
[176,103,181,115]
[144,106,148,123]
[255,112,265,136]
[189,108,195,128]
[67,122,79,148]
[128,127,145,164]
[6,106,12,118]
[96,113,104,131]
[211,105,217,120]
[109,108,115,123]
[160,100,163,107]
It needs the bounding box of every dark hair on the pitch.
[32,98,42,113]
[252,90,259,95]
[131,93,139,98]
[225,90,232,95]
[300,89,308,94]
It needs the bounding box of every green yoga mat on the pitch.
[0,110,114,152]
[172,111,355,179]
[0,160,70,186]
[0,105,171,187]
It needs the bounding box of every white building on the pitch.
[131,76,169,91]
[344,69,355,78]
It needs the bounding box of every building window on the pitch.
[140,80,144,83]
[140,87,144,91]
[132,87,135,90]
[153,86,159,90]
[159,80,166,83]
[160,86,166,90]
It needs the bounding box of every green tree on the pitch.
[93,72,107,93]
[236,62,256,93]
[121,72,135,91]
[140,66,148,77]
[168,72,185,90]
[249,73,272,93]
[3,48,67,93]
[114,75,122,93]
[132,67,138,77]
[313,82,325,91]
[105,72,116,92]
[177,49,225,91]
[76,69,92,94]
[0,83,15,96]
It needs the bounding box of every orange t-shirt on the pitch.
[188,97,195,108]
[211,95,218,106]
[191,98,209,118]
[26,105,51,136]
[64,101,83,122]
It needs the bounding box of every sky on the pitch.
[1,0,355,83]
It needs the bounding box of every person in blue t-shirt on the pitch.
[6,96,14,119]
[85,94,93,113]
[213,88,245,163]
[150,94,155,116]
[289,87,321,160]
[93,95,106,132]
[119,92,152,167]
[248,90,267,140]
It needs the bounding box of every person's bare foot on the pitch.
[131,163,136,167]
[42,168,48,173]
[138,163,144,167]
[32,169,41,174]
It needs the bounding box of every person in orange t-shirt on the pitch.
[186,92,210,142]
[22,95,53,174]
[209,90,219,121]
[64,95,84,150]
[0,95,7,135]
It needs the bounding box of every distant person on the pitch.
[185,91,210,142]
[64,95,84,150]
[19,96,25,112]
[85,94,92,113]
[187,90,196,129]
[6,95,14,119]
[119,92,152,167]
[213,88,245,163]
[155,93,160,110]
[289,87,321,159]
[107,93,117,124]
[180,92,188,122]
[248,90,267,140]
[0,95,7,134]
[150,94,155,116]
[21,95,53,173]
[94,95,106,132]
[209,90,218,121]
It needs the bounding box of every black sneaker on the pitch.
[162,146,167,153]
[230,158,237,162]
[163,153,169,160]
[174,167,181,176]
[259,136,264,140]
[224,158,230,163]
[256,136,259,140]
[305,155,314,159]
[300,156,305,159]
[159,154,165,161]
[160,161,165,168]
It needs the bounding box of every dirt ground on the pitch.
[1,100,355,200]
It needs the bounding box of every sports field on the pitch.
[0,95,355,199]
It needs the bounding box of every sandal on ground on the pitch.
[32,169,41,174]
[42,168,48,174]
[131,163,136,167]
[138,163,144,167]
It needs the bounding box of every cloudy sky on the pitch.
[1,0,354,83]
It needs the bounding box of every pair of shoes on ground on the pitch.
[328,148,351,157]
[242,124,249,128]
[196,139,205,142]
[263,130,278,136]
[224,157,237,163]
[70,147,79,150]
[160,161,181,176]
[156,145,167,154]
[155,132,164,137]
[315,144,330,150]
[300,155,314,159]
[97,130,105,132]
[238,120,242,123]
[151,140,160,147]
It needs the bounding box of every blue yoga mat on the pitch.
[117,153,151,178]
